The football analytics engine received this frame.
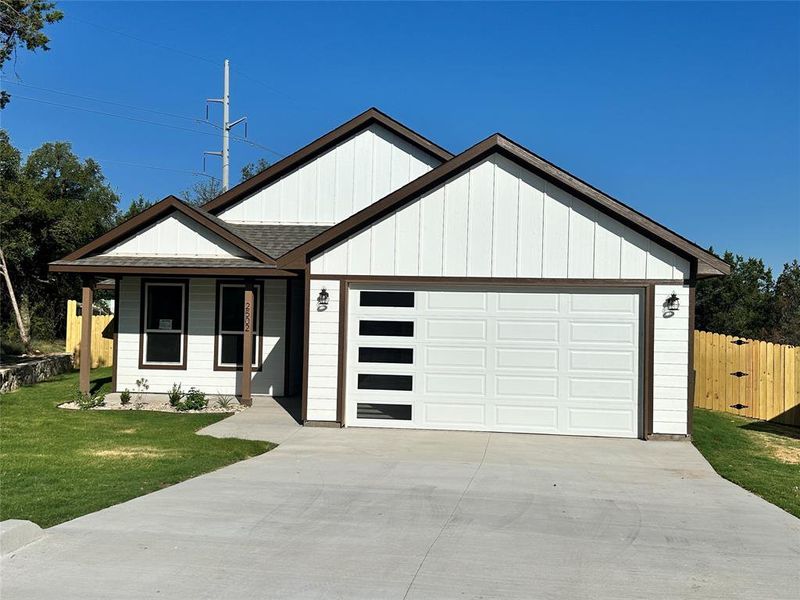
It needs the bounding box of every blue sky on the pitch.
[3,1,798,270]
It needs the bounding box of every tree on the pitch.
[114,195,153,225]
[240,158,270,182]
[0,131,118,346]
[773,260,800,346]
[180,177,222,206]
[695,251,777,340]
[0,1,64,108]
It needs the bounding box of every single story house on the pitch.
[52,108,728,439]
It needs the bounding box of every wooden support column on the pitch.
[240,279,254,406]
[79,278,94,394]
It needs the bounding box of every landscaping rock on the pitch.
[0,354,73,393]
[0,520,44,556]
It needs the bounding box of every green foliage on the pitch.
[696,252,800,345]
[0,1,64,108]
[167,383,184,407]
[693,409,800,518]
[0,368,271,527]
[773,260,800,346]
[74,388,105,410]
[175,387,207,412]
[114,195,153,225]
[215,393,235,410]
[240,158,270,181]
[0,131,119,342]
[181,178,222,206]
[119,389,132,405]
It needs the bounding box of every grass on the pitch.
[692,408,800,518]
[0,368,273,527]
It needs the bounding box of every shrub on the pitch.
[119,389,132,405]
[167,383,184,407]
[74,388,106,410]
[175,387,207,412]
[215,393,235,410]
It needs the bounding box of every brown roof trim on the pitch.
[278,134,729,276]
[201,107,454,215]
[49,264,298,277]
[60,196,276,264]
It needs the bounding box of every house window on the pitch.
[216,282,262,370]
[141,281,188,367]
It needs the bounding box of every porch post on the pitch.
[79,277,94,394]
[240,279,254,406]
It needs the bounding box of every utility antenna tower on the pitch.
[204,59,247,191]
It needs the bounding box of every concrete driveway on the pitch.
[2,423,799,599]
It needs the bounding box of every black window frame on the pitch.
[214,280,264,372]
[139,279,189,369]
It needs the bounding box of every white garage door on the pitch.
[345,285,643,438]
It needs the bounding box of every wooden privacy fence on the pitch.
[694,331,800,426]
[65,300,114,368]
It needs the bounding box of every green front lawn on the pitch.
[0,368,272,527]
[692,408,800,518]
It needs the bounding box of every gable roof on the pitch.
[200,107,454,215]
[60,195,278,264]
[278,133,730,277]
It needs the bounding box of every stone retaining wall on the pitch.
[0,354,74,393]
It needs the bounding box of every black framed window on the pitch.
[359,320,414,337]
[357,373,413,391]
[357,403,412,420]
[358,347,413,364]
[216,283,261,368]
[360,291,415,308]
[142,282,187,366]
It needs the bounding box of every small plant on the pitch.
[134,377,149,406]
[175,387,207,412]
[215,393,235,410]
[167,383,184,407]
[74,388,106,410]
[119,389,132,405]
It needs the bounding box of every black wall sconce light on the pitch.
[665,292,680,312]
[317,288,330,310]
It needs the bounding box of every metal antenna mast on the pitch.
[204,59,247,191]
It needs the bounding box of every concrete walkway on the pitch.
[2,422,798,599]
[197,395,302,444]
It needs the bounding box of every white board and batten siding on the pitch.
[653,284,691,435]
[105,212,247,258]
[306,279,340,421]
[217,124,442,226]
[310,154,690,280]
[116,277,286,395]
[306,154,693,435]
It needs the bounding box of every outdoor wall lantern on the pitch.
[665,292,680,312]
[317,288,330,310]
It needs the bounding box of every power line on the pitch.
[96,158,218,181]
[2,80,202,123]
[69,14,316,113]
[69,15,218,66]
[13,94,286,157]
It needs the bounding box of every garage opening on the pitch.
[345,285,644,438]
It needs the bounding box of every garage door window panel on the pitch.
[359,320,414,337]
[358,347,414,364]
[357,373,413,391]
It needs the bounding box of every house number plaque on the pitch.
[244,300,252,333]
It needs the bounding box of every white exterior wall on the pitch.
[217,124,442,225]
[652,284,691,435]
[116,277,286,395]
[311,154,690,279]
[306,279,340,421]
[105,212,247,258]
